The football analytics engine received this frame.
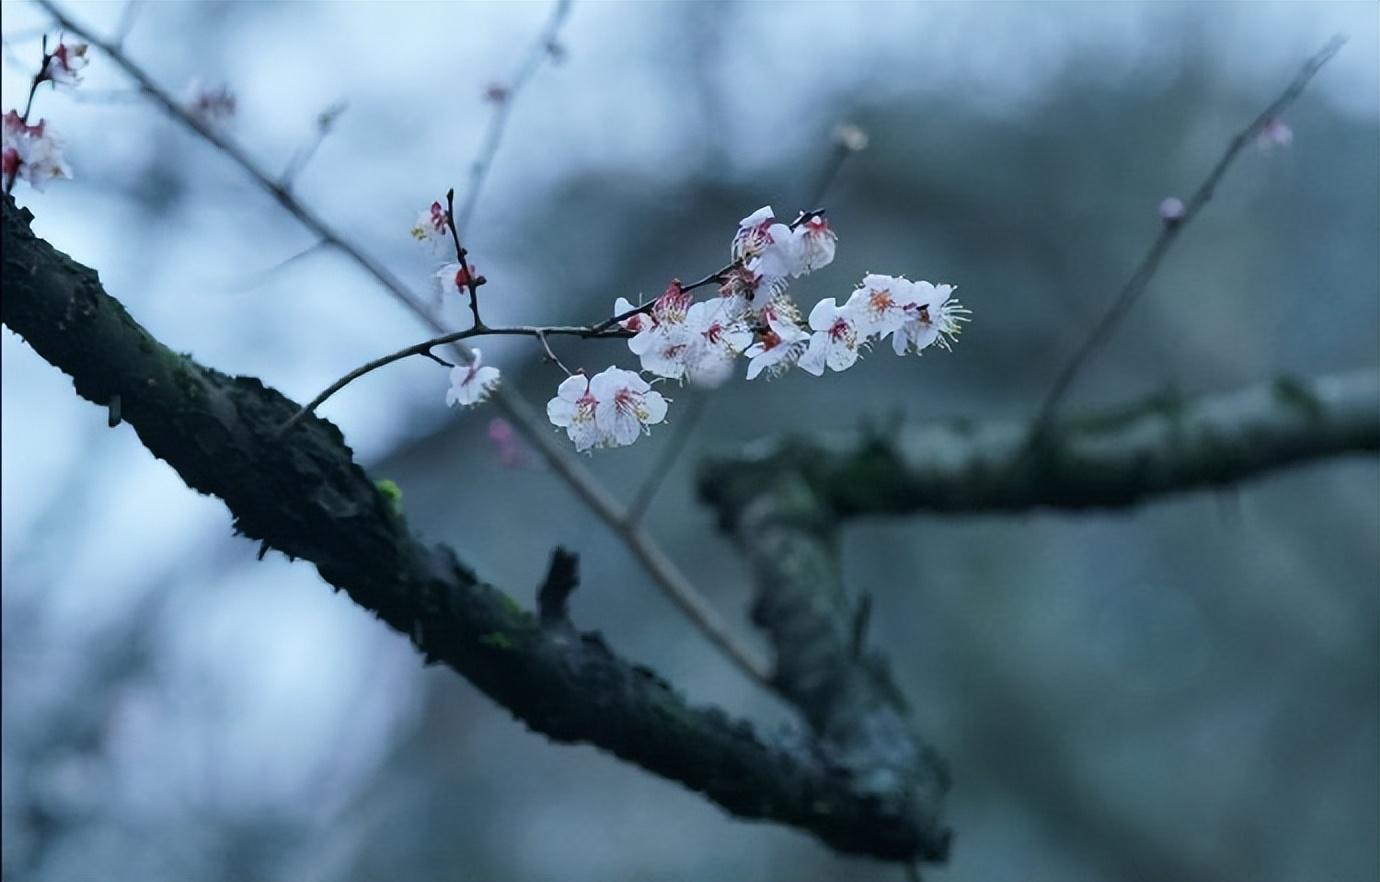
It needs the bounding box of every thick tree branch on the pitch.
[1,194,943,862]
[700,371,1379,518]
[711,472,951,862]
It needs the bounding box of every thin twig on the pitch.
[454,0,572,237]
[444,187,483,328]
[1029,35,1346,441]
[279,100,347,188]
[280,323,627,433]
[626,390,708,524]
[535,329,574,376]
[36,0,773,689]
[111,0,143,47]
[217,239,327,293]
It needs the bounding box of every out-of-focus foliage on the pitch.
[2,2,1376,881]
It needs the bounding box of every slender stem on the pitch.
[454,0,572,238]
[34,0,773,689]
[1029,35,1346,441]
[444,187,483,328]
[279,323,629,433]
[536,329,573,376]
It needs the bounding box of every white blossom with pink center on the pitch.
[42,41,89,87]
[890,281,968,355]
[2,112,71,191]
[410,201,450,247]
[545,374,605,453]
[589,367,668,448]
[445,349,501,407]
[798,296,863,376]
[683,300,753,388]
[744,310,811,381]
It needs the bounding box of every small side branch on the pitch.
[537,547,579,625]
[1031,35,1346,438]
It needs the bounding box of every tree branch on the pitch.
[33,0,770,690]
[1,193,943,863]
[700,371,1379,518]
[1030,35,1346,437]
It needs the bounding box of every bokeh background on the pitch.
[2,2,1378,881]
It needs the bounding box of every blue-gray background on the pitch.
[2,2,1377,880]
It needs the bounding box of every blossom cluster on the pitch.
[614,206,964,395]
[416,200,966,453]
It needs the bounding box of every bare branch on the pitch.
[454,0,572,237]
[1031,36,1347,439]
[701,369,1380,517]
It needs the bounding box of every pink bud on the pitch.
[1158,197,1185,225]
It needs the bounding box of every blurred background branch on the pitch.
[700,368,1380,517]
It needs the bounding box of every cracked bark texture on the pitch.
[0,194,948,863]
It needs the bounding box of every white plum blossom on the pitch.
[41,41,89,87]
[891,281,967,355]
[847,273,911,337]
[792,214,837,273]
[629,319,691,380]
[626,281,694,379]
[445,349,501,407]
[591,367,668,447]
[435,261,478,297]
[546,368,668,451]
[747,222,800,279]
[612,296,653,334]
[798,296,863,376]
[2,112,70,191]
[546,373,604,452]
[410,200,450,246]
[1158,196,1186,224]
[682,300,753,387]
[731,205,777,263]
[745,310,811,380]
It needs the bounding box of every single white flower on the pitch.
[682,299,753,388]
[744,311,810,380]
[545,373,604,452]
[42,41,89,87]
[629,319,692,381]
[435,261,478,297]
[891,281,968,355]
[589,366,668,447]
[798,296,863,376]
[847,273,910,337]
[626,281,695,380]
[445,349,501,407]
[612,295,653,334]
[792,214,837,274]
[749,222,803,278]
[731,205,776,262]
[2,112,70,191]
[410,200,450,247]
